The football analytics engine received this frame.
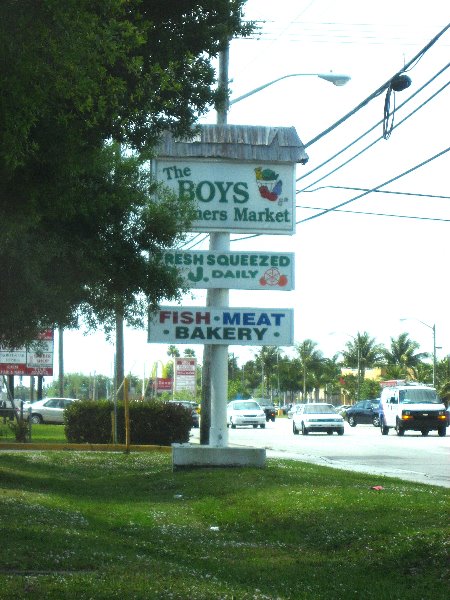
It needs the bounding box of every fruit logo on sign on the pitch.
[255,167,283,203]
[259,267,288,287]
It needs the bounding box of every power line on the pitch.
[297,63,450,184]
[298,146,450,223]
[303,23,450,148]
[303,185,450,201]
[297,76,450,193]
[296,204,450,222]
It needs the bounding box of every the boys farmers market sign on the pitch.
[154,160,296,234]
[163,250,295,290]
[148,308,294,346]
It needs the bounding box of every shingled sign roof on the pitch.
[155,124,309,164]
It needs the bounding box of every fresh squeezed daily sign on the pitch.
[148,307,294,346]
[154,160,296,235]
[163,250,295,290]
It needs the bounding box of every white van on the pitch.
[380,382,447,437]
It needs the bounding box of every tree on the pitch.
[341,332,384,401]
[295,340,324,402]
[0,1,253,346]
[382,333,429,381]
[253,346,281,398]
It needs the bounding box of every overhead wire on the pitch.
[298,146,450,223]
[296,62,450,183]
[295,205,450,223]
[303,22,450,148]
[297,75,450,193]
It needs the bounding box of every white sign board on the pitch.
[148,307,294,346]
[154,159,296,234]
[163,250,295,290]
[174,357,197,394]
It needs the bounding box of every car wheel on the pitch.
[260,424,265,429]
[380,419,389,435]
[337,429,344,436]
[230,419,236,429]
[271,416,275,422]
[438,426,446,437]
[395,420,405,436]
[372,414,380,427]
[421,429,429,436]
[348,416,356,427]
[301,423,309,435]
[30,414,43,425]
[265,416,270,422]
[253,424,257,428]
[327,430,333,435]
[293,421,299,435]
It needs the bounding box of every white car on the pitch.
[22,397,78,424]
[227,400,266,429]
[292,403,345,436]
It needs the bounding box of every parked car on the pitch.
[335,404,351,416]
[292,403,345,435]
[252,398,276,422]
[227,400,266,429]
[167,401,199,428]
[345,399,381,427]
[279,403,292,415]
[22,397,78,424]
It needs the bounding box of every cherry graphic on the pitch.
[259,277,267,286]
[278,275,288,287]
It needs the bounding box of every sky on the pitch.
[57,0,450,381]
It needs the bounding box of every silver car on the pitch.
[23,397,78,424]
[292,403,345,436]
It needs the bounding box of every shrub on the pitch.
[65,400,192,445]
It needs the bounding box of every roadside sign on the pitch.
[174,357,197,394]
[163,250,294,290]
[148,307,294,346]
[0,330,54,376]
[154,159,296,234]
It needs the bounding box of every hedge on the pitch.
[64,400,193,445]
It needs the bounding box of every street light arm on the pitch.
[229,72,351,106]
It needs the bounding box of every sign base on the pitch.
[172,444,266,469]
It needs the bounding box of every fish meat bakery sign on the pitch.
[148,308,294,346]
[162,250,295,290]
[153,160,296,234]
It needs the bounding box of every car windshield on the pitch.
[399,389,440,404]
[303,405,336,414]
[233,401,259,410]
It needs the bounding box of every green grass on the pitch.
[0,451,448,599]
[0,422,68,444]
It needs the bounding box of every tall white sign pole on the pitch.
[208,45,230,447]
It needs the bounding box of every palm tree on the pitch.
[383,332,429,381]
[295,340,324,402]
[254,346,280,398]
[341,332,384,401]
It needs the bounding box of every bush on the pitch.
[65,400,192,445]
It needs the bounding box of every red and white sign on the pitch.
[156,377,173,392]
[0,330,54,376]
[174,357,197,394]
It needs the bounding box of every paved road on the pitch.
[191,418,450,488]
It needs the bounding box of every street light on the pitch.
[229,72,351,106]
[400,318,437,386]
